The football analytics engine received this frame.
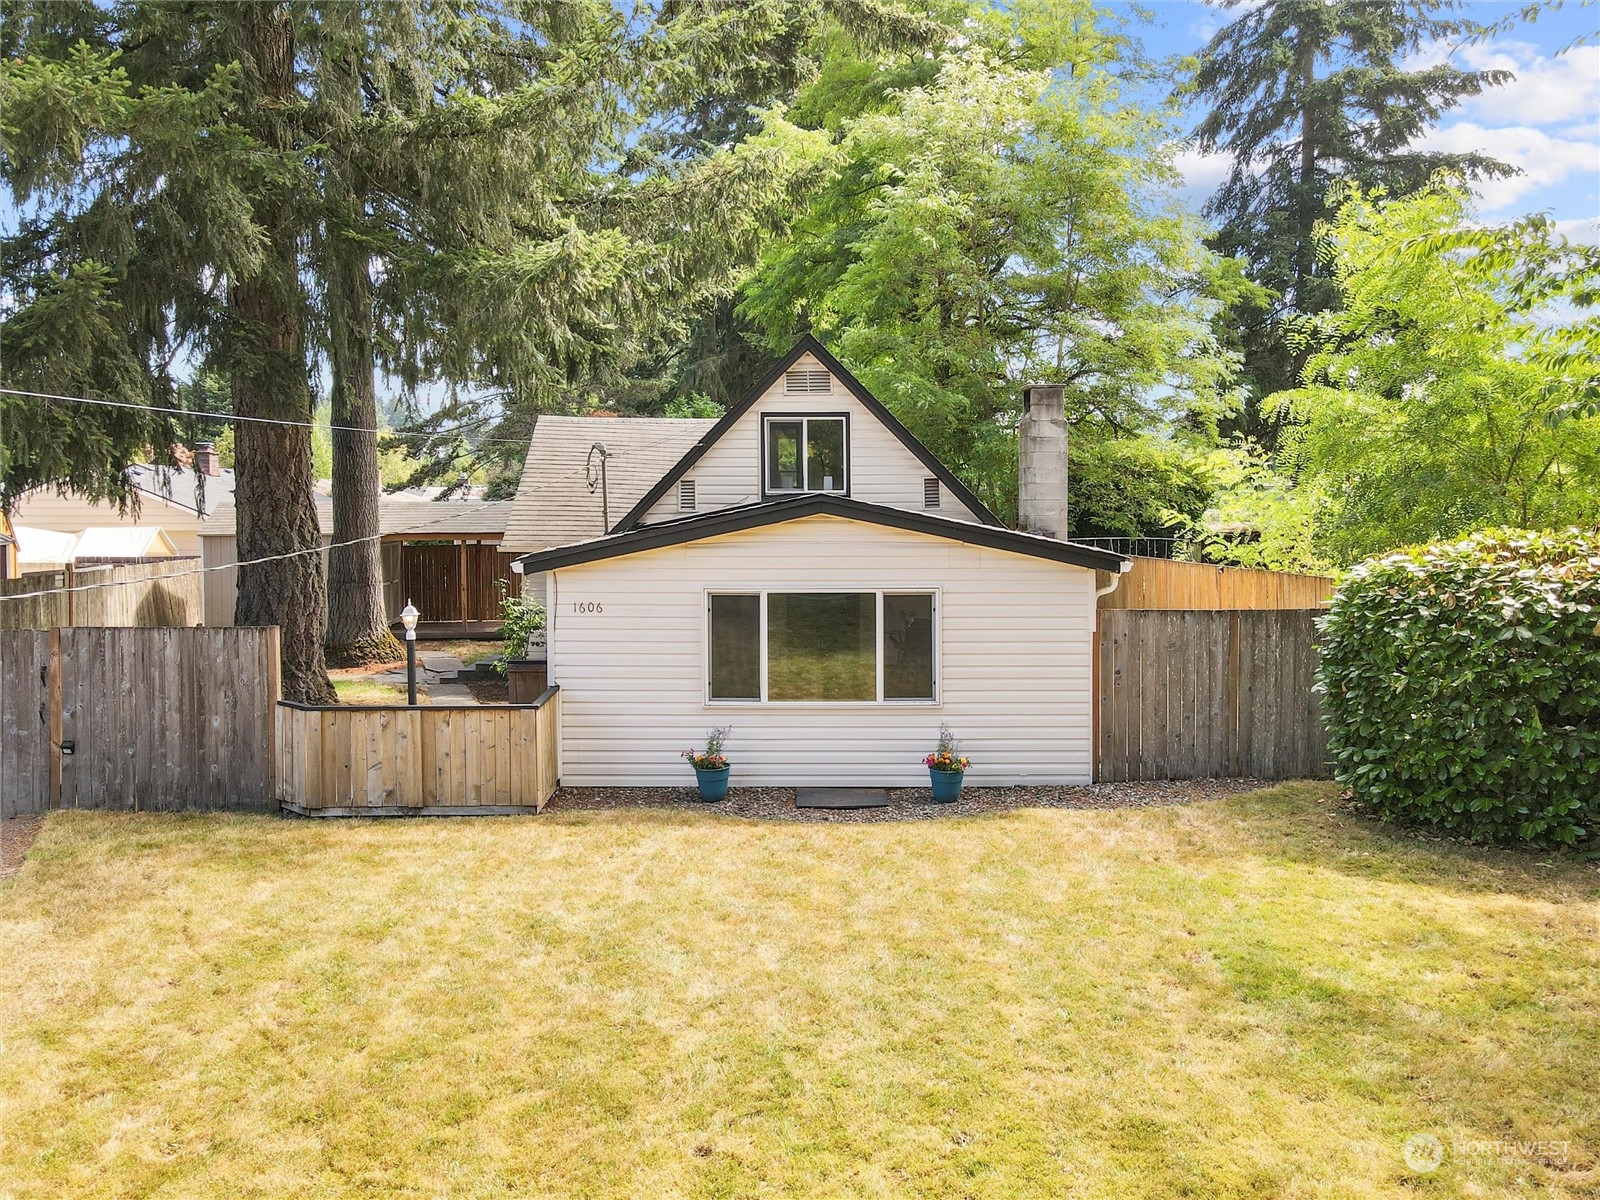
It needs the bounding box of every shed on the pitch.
[199,498,512,630]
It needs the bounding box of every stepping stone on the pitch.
[795,787,890,809]
[417,653,465,674]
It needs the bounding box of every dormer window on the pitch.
[764,415,848,495]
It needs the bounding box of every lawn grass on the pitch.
[1,783,1595,1198]
[331,678,427,705]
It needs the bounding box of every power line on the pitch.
[0,384,540,450]
[0,424,709,603]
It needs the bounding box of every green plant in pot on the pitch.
[925,724,969,803]
[682,726,732,801]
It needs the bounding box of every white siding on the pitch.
[549,514,1096,787]
[639,354,986,525]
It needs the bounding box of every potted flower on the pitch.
[924,724,969,803]
[682,726,732,801]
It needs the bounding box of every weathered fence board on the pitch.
[54,627,279,810]
[0,560,203,629]
[275,686,559,815]
[1096,557,1333,611]
[1,630,56,816]
[1096,609,1327,781]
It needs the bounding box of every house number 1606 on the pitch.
[572,601,603,614]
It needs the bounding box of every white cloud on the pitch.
[1173,147,1232,195]
[1553,216,1600,245]
[1454,42,1600,131]
[1414,121,1599,213]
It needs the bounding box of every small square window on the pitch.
[764,416,847,494]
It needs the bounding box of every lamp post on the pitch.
[400,600,420,705]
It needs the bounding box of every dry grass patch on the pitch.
[331,678,426,706]
[1,784,1596,1198]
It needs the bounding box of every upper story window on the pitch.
[764,415,848,495]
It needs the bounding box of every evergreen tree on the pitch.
[2,1,853,691]
[1190,0,1513,442]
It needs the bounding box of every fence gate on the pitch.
[1,627,279,814]
[1095,609,1328,782]
[399,543,515,623]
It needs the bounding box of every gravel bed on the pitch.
[545,778,1268,823]
[1,815,43,879]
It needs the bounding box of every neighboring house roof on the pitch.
[512,493,1129,574]
[500,415,717,554]
[127,462,237,515]
[201,498,512,539]
[14,526,82,565]
[72,526,178,559]
[612,335,1004,533]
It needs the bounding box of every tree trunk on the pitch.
[325,229,403,666]
[230,2,336,705]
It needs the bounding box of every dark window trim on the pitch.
[610,334,1002,532]
[760,412,851,499]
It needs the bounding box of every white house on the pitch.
[509,336,1128,788]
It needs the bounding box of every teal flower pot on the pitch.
[929,768,964,803]
[693,765,730,802]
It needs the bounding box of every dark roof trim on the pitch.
[514,493,1127,574]
[611,334,1003,532]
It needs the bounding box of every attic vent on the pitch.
[923,477,941,509]
[678,478,696,512]
[784,368,832,394]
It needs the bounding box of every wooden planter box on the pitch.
[505,658,548,705]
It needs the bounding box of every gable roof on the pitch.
[512,493,1127,574]
[72,526,178,559]
[611,335,1003,532]
[127,463,236,515]
[501,415,717,554]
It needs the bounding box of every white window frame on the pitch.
[761,414,850,496]
[703,588,940,706]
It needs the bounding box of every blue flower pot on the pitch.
[693,765,730,802]
[929,768,964,803]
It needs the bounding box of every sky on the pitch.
[1116,0,1600,241]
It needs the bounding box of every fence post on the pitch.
[47,627,62,808]
[1226,611,1242,778]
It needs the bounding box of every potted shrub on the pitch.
[924,724,970,803]
[682,726,732,801]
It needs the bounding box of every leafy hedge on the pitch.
[1318,529,1600,846]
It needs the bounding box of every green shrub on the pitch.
[1318,529,1600,847]
[494,584,546,675]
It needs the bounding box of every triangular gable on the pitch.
[612,335,1002,532]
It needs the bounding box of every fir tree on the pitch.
[1190,0,1513,441]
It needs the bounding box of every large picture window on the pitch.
[706,591,937,703]
[764,416,847,494]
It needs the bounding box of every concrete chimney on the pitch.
[1018,384,1068,539]
[192,441,221,478]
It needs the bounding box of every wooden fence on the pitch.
[398,542,513,624]
[1,627,279,816]
[1094,609,1328,781]
[275,687,560,815]
[0,559,203,629]
[1096,556,1333,610]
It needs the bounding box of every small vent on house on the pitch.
[678,478,696,512]
[923,477,941,509]
[784,368,833,394]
